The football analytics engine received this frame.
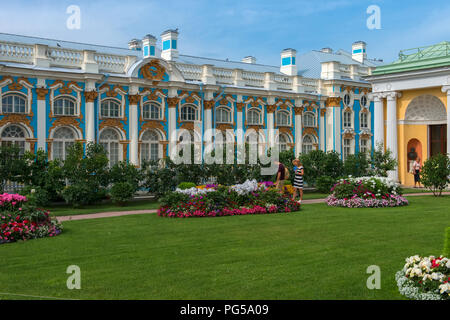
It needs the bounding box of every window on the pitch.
[302,135,314,154]
[343,94,351,106]
[180,104,197,121]
[343,111,352,128]
[143,102,162,120]
[277,134,289,152]
[101,99,121,118]
[1,125,26,155]
[53,127,75,160]
[276,111,290,126]
[54,97,76,116]
[360,138,369,154]
[360,112,368,129]
[216,107,231,123]
[179,130,195,144]
[2,94,26,114]
[343,138,352,160]
[303,112,315,127]
[141,130,160,163]
[360,95,367,107]
[100,129,120,166]
[247,109,261,125]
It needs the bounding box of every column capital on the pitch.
[441,85,450,94]
[84,90,98,103]
[167,97,180,108]
[236,102,245,112]
[204,100,215,110]
[293,106,304,115]
[266,104,277,113]
[35,88,49,101]
[325,97,341,108]
[128,94,140,105]
[385,91,402,101]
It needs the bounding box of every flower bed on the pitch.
[396,255,450,300]
[0,193,62,245]
[158,179,300,218]
[325,176,408,208]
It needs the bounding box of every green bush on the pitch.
[110,182,135,205]
[343,153,370,177]
[177,182,197,190]
[370,143,397,177]
[109,161,143,193]
[420,153,450,196]
[20,186,50,207]
[316,176,337,194]
[298,150,343,186]
[0,144,27,193]
[444,227,450,257]
[61,184,98,207]
[159,191,190,208]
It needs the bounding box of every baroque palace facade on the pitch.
[0,30,383,166]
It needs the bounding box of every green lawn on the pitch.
[1,196,448,300]
[47,199,159,217]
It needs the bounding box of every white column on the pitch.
[236,96,244,145]
[442,86,450,155]
[167,90,178,159]
[204,97,213,143]
[386,92,400,181]
[267,103,275,148]
[84,80,96,144]
[319,108,326,151]
[129,100,139,165]
[325,107,333,152]
[294,106,302,156]
[334,107,341,153]
[373,94,384,149]
[35,78,47,151]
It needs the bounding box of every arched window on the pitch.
[343,138,352,160]
[360,112,368,129]
[1,125,26,155]
[2,94,26,114]
[180,104,197,121]
[100,129,120,166]
[101,99,121,118]
[360,138,369,154]
[343,111,352,128]
[247,109,261,125]
[216,107,231,123]
[53,127,75,160]
[277,134,289,152]
[54,97,76,116]
[141,130,160,162]
[302,135,315,154]
[276,110,290,126]
[360,95,368,108]
[142,102,162,120]
[303,112,315,127]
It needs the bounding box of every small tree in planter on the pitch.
[369,143,397,177]
[420,153,450,196]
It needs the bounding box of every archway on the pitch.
[406,139,422,173]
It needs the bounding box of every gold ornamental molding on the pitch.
[293,106,304,115]
[167,97,180,108]
[246,124,263,131]
[180,91,200,103]
[26,138,37,151]
[128,94,140,105]
[361,107,369,113]
[141,88,164,101]
[46,139,53,159]
[266,104,277,114]
[326,97,342,108]
[0,114,34,135]
[141,59,166,83]
[216,123,234,131]
[344,106,352,112]
[343,132,355,139]
[360,133,372,139]
[99,118,126,133]
[302,127,317,137]
[35,88,49,101]
[204,100,215,110]
[320,108,326,116]
[180,122,195,130]
[236,102,245,112]
[278,127,292,135]
[49,117,83,136]
[84,90,98,103]
[140,121,165,136]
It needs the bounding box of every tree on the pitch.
[370,143,397,177]
[0,145,27,193]
[343,152,370,177]
[420,153,450,196]
[298,150,343,186]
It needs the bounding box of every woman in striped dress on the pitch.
[292,159,304,203]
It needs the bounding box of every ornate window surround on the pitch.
[0,77,33,115]
[215,105,233,124]
[48,81,83,118]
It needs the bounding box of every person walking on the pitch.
[413,157,422,188]
[292,159,304,203]
[275,161,286,192]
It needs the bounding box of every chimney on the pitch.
[321,47,333,53]
[161,29,179,61]
[280,48,297,76]
[242,56,256,64]
[142,34,156,58]
[352,41,367,63]
[128,39,142,51]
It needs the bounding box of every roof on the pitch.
[373,41,450,75]
[296,49,384,78]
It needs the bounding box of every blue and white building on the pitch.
[0,30,383,165]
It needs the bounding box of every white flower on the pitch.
[439,283,450,294]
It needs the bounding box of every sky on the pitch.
[0,0,449,65]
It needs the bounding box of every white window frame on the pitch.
[246,108,262,125]
[180,104,198,122]
[52,126,76,161]
[302,134,316,154]
[276,110,291,126]
[343,110,353,129]
[141,130,161,163]
[99,128,121,166]
[0,124,28,155]
[100,98,122,119]
[216,106,232,124]
[303,111,316,127]
[142,101,162,120]
[342,138,355,161]
[1,93,27,114]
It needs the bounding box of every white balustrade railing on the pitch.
[176,63,203,81]
[213,67,233,84]
[242,71,265,88]
[48,47,83,68]
[95,53,127,73]
[0,42,34,63]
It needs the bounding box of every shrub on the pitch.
[343,153,370,177]
[298,150,343,186]
[20,186,50,207]
[420,153,450,196]
[444,227,450,257]
[109,161,143,192]
[0,145,27,193]
[370,143,397,177]
[110,182,135,206]
[316,176,337,194]
[177,182,197,190]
